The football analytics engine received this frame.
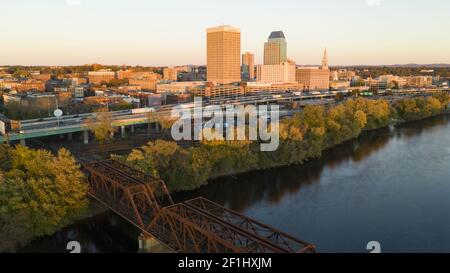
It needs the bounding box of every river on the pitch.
[19,114,450,253]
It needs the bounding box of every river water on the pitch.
[20,114,450,253]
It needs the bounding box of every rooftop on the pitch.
[207,25,241,33]
[268,31,285,39]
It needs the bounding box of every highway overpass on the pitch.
[0,88,447,144]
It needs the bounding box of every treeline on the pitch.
[394,93,449,121]
[341,66,450,78]
[119,94,449,193]
[2,65,163,78]
[0,145,88,252]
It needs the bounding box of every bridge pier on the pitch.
[20,139,26,146]
[121,126,125,138]
[138,234,174,253]
[83,130,89,144]
[68,133,73,142]
[130,125,135,133]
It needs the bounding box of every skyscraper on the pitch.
[242,52,255,80]
[264,31,287,65]
[207,25,241,84]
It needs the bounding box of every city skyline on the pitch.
[1,0,450,66]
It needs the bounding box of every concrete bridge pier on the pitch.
[20,139,26,146]
[121,126,126,138]
[68,133,73,142]
[138,233,174,253]
[83,130,89,144]
[130,125,135,133]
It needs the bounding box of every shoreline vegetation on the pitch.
[116,93,450,193]
[0,93,448,252]
[0,146,89,252]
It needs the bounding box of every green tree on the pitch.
[84,110,117,144]
[0,146,88,251]
[432,92,450,110]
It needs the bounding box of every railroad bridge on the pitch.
[82,159,316,253]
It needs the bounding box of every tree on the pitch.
[432,92,450,110]
[157,115,177,137]
[0,146,88,252]
[109,101,133,111]
[393,97,445,121]
[289,101,300,110]
[121,96,445,194]
[84,110,117,144]
[335,93,344,102]
[351,89,361,97]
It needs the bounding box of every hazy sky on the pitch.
[1,0,449,66]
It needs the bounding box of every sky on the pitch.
[0,0,449,66]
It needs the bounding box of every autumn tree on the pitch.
[121,96,445,193]
[432,92,450,110]
[0,145,88,252]
[84,110,116,144]
[156,115,177,137]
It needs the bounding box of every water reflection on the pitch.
[19,210,139,253]
[176,115,449,214]
[174,127,391,211]
[177,114,450,252]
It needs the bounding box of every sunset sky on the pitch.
[1,0,449,66]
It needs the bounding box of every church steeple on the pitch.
[322,48,329,69]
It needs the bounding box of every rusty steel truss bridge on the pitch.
[82,159,316,253]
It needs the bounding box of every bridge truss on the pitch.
[82,159,315,253]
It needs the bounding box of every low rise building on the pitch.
[32,73,52,82]
[404,76,433,87]
[88,69,116,84]
[117,70,161,80]
[330,80,351,90]
[163,67,178,81]
[191,83,244,100]
[244,82,303,95]
[333,69,356,81]
[129,77,159,91]
[12,80,46,92]
[3,92,57,109]
[156,81,205,94]
[296,67,330,90]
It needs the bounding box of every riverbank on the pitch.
[18,111,450,253]
[175,113,450,252]
[118,94,450,193]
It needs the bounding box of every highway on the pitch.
[0,88,447,142]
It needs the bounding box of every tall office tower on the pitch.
[322,48,329,69]
[207,25,241,84]
[242,52,255,80]
[264,31,287,65]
